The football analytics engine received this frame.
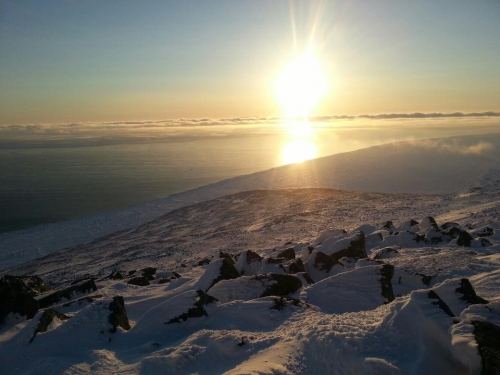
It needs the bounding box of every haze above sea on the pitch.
[1,115,499,234]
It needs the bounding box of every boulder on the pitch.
[29,308,70,343]
[197,258,211,266]
[277,248,295,260]
[457,230,473,247]
[380,264,395,303]
[288,259,305,274]
[142,267,157,280]
[235,250,263,276]
[167,291,218,324]
[219,251,236,264]
[196,258,240,291]
[472,320,500,375]
[127,276,150,286]
[108,296,131,333]
[0,276,40,324]
[258,274,303,297]
[38,279,98,309]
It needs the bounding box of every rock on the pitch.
[428,290,454,317]
[172,272,182,278]
[30,308,70,343]
[441,221,461,230]
[38,279,98,309]
[0,276,40,324]
[167,290,217,324]
[380,264,395,303]
[416,273,434,287]
[219,252,236,264]
[157,278,170,284]
[197,258,211,266]
[128,270,136,275]
[382,220,394,229]
[472,320,500,375]
[127,276,150,286]
[476,227,494,237]
[235,250,263,276]
[109,271,124,280]
[142,267,157,280]
[480,238,493,247]
[420,216,439,231]
[277,248,295,260]
[319,231,367,263]
[108,296,131,333]
[456,279,488,305]
[457,230,473,247]
[288,259,305,274]
[313,251,336,272]
[425,228,443,244]
[259,274,303,297]
[213,259,240,288]
[17,276,50,295]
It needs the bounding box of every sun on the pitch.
[274,51,329,118]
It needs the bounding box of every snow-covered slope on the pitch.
[1,185,500,374]
[2,133,500,270]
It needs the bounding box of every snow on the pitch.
[1,133,500,374]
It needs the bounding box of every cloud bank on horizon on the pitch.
[1,111,499,150]
[2,110,499,129]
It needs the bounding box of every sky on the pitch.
[1,0,500,124]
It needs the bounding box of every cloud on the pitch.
[411,139,495,156]
[1,111,499,131]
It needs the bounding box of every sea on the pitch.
[1,116,498,234]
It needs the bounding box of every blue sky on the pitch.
[1,0,499,124]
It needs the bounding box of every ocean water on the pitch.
[2,117,498,234]
[0,136,288,233]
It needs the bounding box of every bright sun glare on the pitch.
[274,51,329,118]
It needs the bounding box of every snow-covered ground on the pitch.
[1,133,500,270]
[1,133,500,374]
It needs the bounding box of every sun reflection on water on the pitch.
[280,119,318,165]
[281,138,318,165]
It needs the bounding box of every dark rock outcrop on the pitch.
[428,290,454,317]
[109,271,124,280]
[379,264,395,303]
[277,248,295,260]
[209,259,240,289]
[38,279,98,309]
[472,320,500,375]
[330,231,367,263]
[0,276,40,323]
[288,259,305,274]
[30,308,70,343]
[245,250,263,263]
[108,296,131,333]
[456,279,488,305]
[127,276,150,286]
[259,274,302,298]
[197,258,211,266]
[167,290,218,324]
[457,231,473,247]
[313,251,336,272]
[219,252,236,264]
[142,267,157,280]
